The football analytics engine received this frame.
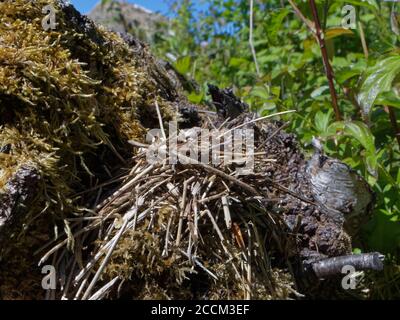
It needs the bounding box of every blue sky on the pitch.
[70,0,171,14]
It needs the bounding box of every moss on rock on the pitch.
[0,0,182,298]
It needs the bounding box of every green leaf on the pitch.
[327,121,377,174]
[314,110,333,134]
[250,86,270,100]
[343,121,375,154]
[229,57,248,67]
[271,86,281,97]
[367,210,400,253]
[269,8,291,42]
[259,102,277,116]
[375,91,400,109]
[325,28,354,40]
[311,86,329,99]
[175,56,191,75]
[187,91,204,104]
[335,0,378,10]
[336,68,362,84]
[357,56,400,115]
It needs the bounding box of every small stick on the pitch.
[204,208,241,279]
[246,223,252,300]
[74,241,112,284]
[257,122,290,150]
[186,224,193,262]
[206,116,218,130]
[176,177,194,246]
[201,175,216,200]
[81,207,138,300]
[162,215,173,257]
[179,250,218,281]
[217,110,296,139]
[385,105,400,147]
[155,100,167,141]
[191,162,261,196]
[96,164,155,211]
[169,149,259,196]
[221,196,232,230]
[288,0,318,40]
[358,21,369,60]
[193,197,199,242]
[264,177,317,206]
[128,140,150,148]
[88,276,119,300]
[199,191,228,204]
[73,175,126,197]
[193,258,218,281]
[309,0,342,121]
[218,116,232,131]
[61,259,77,300]
[311,252,385,278]
[250,222,273,291]
[74,274,89,300]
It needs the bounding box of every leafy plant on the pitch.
[151,0,400,297]
[358,55,400,115]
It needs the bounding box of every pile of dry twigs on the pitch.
[36,107,303,300]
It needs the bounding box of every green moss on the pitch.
[0,0,180,297]
[0,0,175,216]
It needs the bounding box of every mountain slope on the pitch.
[88,0,167,43]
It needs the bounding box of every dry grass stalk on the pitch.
[35,109,303,300]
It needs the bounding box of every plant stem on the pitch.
[288,0,317,40]
[358,21,369,60]
[249,0,261,77]
[385,106,400,146]
[308,0,342,121]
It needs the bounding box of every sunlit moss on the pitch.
[0,0,176,217]
[0,0,179,298]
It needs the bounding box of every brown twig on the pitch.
[257,121,289,151]
[385,106,400,146]
[287,0,317,40]
[190,162,261,197]
[311,252,384,278]
[308,0,342,121]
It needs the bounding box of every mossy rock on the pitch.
[0,0,185,298]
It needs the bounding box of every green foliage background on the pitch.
[151,0,400,272]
